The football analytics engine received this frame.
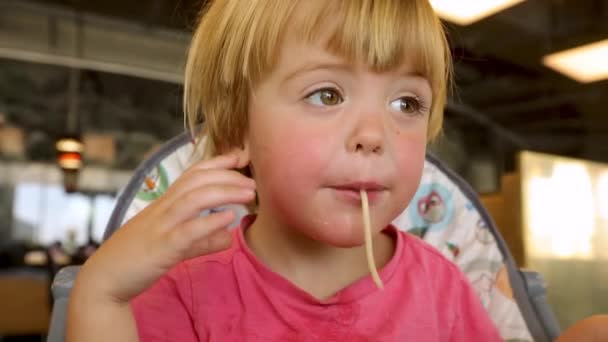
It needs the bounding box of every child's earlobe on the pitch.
[231,142,250,170]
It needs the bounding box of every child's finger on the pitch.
[185,153,242,175]
[165,210,235,259]
[163,184,255,225]
[182,223,234,260]
[163,169,255,204]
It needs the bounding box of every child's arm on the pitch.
[66,153,255,342]
[67,284,139,341]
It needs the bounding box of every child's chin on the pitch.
[307,228,367,248]
[327,238,365,248]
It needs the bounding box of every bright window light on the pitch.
[430,0,526,25]
[12,182,116,245]
[542,39,608,83]
[527,164,594,258]
[598,173,608,220]
[521,153,596,260]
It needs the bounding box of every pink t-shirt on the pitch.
[132,216,501,341]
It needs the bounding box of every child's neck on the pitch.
[245,212,396,301]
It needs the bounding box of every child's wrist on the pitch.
[76,257,129,305]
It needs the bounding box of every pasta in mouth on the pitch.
[360,190,384,289]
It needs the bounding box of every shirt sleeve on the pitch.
[130,263,199,342]
[450,275,503,342]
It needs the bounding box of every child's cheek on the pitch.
[259,127,329,221]
[274,127,330,181]
[263,127,330,205]
[393,132,427,197]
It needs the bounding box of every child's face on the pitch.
[244,33,432,247]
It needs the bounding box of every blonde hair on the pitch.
[184,0,452,159]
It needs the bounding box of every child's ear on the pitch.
[233,137,250,170]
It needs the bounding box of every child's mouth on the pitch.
[330,182,386,204]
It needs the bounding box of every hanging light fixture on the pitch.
[56,12,84,191]
[56,64,84,174]
[56,135,84,170]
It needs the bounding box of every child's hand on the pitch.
[76,153,255,304]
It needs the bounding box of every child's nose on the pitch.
[346,115,385,155]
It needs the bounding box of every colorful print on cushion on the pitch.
[136,165,170,202]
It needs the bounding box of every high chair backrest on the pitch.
[96,131,559,342]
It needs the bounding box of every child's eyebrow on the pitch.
[282,61,353,84]
[392,64,426,79]
[398,72,432,87]
[393,68,432,89]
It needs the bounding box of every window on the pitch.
[12,182,115,246]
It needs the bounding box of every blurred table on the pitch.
[0,269,50,336]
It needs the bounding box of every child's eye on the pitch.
[390,96,426,115]
[304,88,344,106]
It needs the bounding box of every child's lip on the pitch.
[330,182,387,192]
[330,187,385,205]
[329,182,387,205]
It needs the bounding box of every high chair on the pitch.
[46,131,561,342]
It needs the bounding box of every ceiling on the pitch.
[0,0,607,173]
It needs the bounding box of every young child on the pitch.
[67,0,503,340]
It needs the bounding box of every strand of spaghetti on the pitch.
[361,190,384,289]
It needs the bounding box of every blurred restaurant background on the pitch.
[0,0,607,340]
